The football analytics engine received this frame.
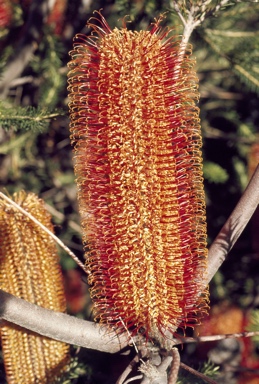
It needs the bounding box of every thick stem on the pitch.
[207,164,259,285]
[0,289,128,354]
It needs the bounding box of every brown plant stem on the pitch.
[115,355,140,384]
[174,331,259,345]
[125,376,143,384]
[207,164,259,285]
[180,362,218,384]
[168,348,180,384]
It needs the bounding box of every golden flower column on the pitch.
[68,13,209,342]
[0,191,70,383]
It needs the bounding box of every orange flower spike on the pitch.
[68,13,209,342]
[0,191,70,383]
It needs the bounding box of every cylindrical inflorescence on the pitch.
[0,191,70,383]
[68,13,209,341]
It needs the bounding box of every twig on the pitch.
[9,76,34,87]
[1,113,62,121]
[120,316,139,355]
[0,289,128,353]
[207,164,259,285]
[180,8,201,51]
[171,0,232,51]
[171,1,203,51]
[171,1,186,26]
[168,348,180,384]
[124,376,143,384]
[214,0,231,14]
[116,355,140,384]
[0,192,88,274]
[180,362,218,384]
[177,331,259,345]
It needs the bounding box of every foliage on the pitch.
[247,310,259,347]
[0,103,64,131]
[201,3,259,92]
[203,161,229,184]
[55,356,93,384]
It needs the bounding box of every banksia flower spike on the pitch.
[0,191,69,383]
[68,12,209,342]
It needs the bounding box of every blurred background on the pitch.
[0,0,259,383]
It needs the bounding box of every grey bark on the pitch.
[0,289,128,354]
[207,164,259,284]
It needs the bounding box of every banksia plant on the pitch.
[0,191,69,383]
[68,12,209,343]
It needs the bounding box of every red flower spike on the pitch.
[68,12,209,343]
